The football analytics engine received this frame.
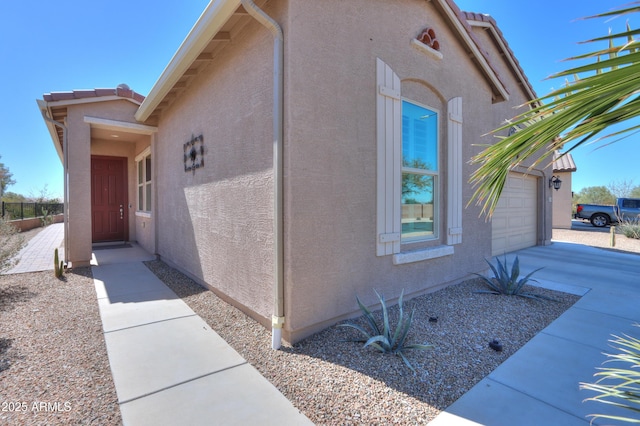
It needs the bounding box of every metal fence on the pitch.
[1,202,64,220]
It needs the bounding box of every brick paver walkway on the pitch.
[3,223,65,274]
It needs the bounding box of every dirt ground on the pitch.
[553,220,640,255]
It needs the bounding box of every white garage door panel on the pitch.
[492,173,538,256]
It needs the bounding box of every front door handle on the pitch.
[120,205,124,220]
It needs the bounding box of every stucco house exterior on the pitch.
[38,0,554,346]
[552,151,577,229]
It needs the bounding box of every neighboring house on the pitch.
[38,0,554,346]
[552,151,577,229]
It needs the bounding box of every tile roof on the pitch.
[43,84,145,104]
[460,10,537,101]
[434,0,509,102]
[553,151,577,172]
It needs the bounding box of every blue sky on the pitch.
[1,0,209,199]
[0,1,637,199]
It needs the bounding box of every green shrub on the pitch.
[581,325,640,423]
[40,208,53,227]
[618,220,640,240]
[339,289,432,373]
[474,255,554,301]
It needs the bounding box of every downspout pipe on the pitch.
[240,0,285,350]
[40,109,69,265]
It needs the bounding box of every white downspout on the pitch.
[40,109,69,265]
[240,0,285,350]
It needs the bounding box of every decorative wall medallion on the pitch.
[184,134,204,174]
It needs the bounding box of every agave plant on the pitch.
[581,326,640,423]
[474,255,553,301]
[339,289,432,373]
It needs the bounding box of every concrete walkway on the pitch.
[429,242,640,426]
[3,227,310,425]
[91,244,312,426]
[3,222,64,274]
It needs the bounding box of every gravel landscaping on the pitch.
[145,260,579,424]
[553,223,640,254]
[0,269,121,426]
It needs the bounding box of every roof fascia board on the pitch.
[135,0,241,122]
[37,99,64,163]
[84,116,158,134]
[435,0,509,102]
[467,18,537,101]
[41,95,141,108]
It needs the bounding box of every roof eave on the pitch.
[41,95,142,109]
[135,0,241,122]
[37,99,64,164]
[435,0,510,103]
[465,17,537,102]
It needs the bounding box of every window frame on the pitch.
[135,147,152,217]
[376,58,462,260]
[400,98,440,243]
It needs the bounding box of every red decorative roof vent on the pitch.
[418,27,440,51]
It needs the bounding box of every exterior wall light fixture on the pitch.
[549,175,562,191]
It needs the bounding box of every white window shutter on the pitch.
[376,58,402,256]
[447,97,463,245]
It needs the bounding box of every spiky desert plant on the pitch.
[339,289,433,373]
[581,325,640,423]
[54,248,64,278]
[619,219,640,239]
[474,255,553,301]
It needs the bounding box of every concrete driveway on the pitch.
[429,241,640,425]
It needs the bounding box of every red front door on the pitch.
[91,156,128,242]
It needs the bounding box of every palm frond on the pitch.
[581,325,640,423]
[470,5,640,216]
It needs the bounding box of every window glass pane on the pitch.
[138,186,143,211]
[402,101,437,171]
[402,173,434,239]
[145,156,152,182]
[145,183,152,211]
[137,160,143,184]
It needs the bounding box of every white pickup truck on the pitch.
[575,198,640,227]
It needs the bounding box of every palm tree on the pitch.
[469,3,640,217]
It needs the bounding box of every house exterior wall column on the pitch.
[552,172,573,229]
[66,110,93,267]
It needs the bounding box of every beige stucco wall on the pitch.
[280,0,553,341]
[552,171,574,229]
[152,6,278,323]
[65,107,92,266]
[140,0,553,343]
[65,100,148,266]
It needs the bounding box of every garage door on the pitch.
[491,172,538,256]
